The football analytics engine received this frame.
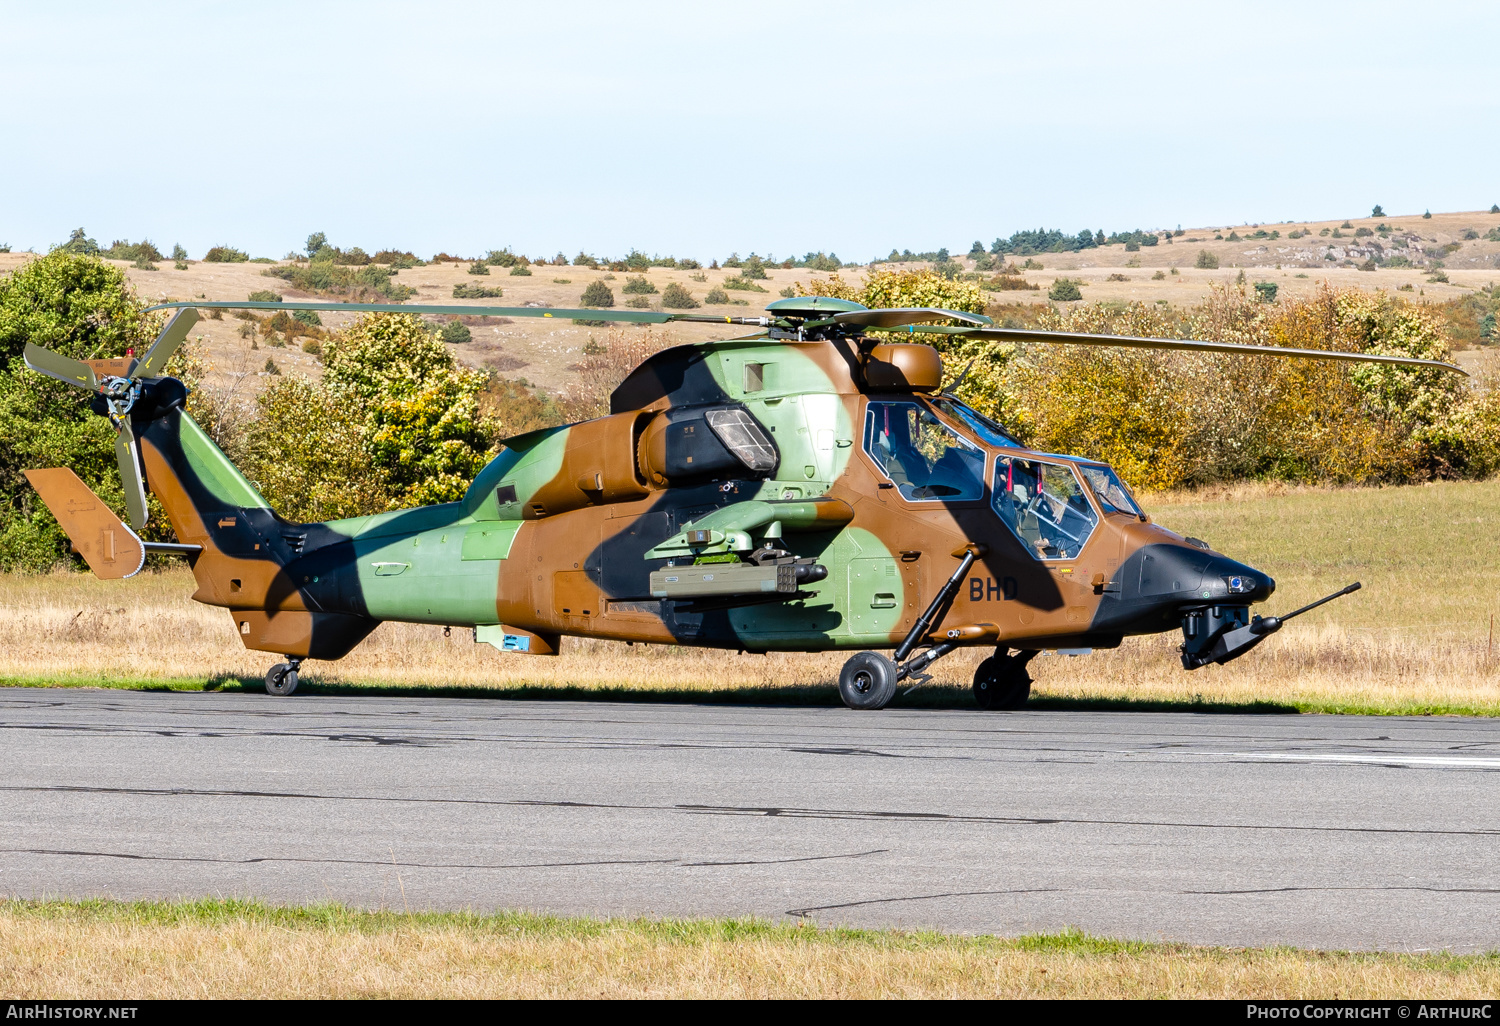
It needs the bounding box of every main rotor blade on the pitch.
[144,300,770,327]
[134,308,200,379]
[901,326,1469,376]
[23,343,99,390]
[114,425,148,530]
[823,307,992,329]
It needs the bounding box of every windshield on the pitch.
[1077,464,1143,516]
[993,457,1099,560]
[863,401,985,502]
[928,397,1022,447]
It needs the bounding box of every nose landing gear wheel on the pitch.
[838,651,898,710]
[265,662,299,697]
[973,650,1034,710]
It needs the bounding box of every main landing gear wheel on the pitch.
[973,650,1035,711]
[838,651,898,710]
[265,662,299,697]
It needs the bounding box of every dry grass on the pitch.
[1,478,1496,714]
[3,900,1497,999]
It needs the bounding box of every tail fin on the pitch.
[25,468,146,579]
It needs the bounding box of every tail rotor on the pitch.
[22,308,200,529]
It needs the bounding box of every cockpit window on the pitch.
[864,401,985,502]
[993,457,1099,560]
[1077,464,1142,517]
[705,408,777,472]
[928,397,1022,447]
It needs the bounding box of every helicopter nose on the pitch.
[1135,545,1276,605]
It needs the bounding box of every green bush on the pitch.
[103,239,163,263]
[440,319,472,344]
[203,246,248,263]
[249,290,282,303]
[1048,278,1084,301]
[1254,281,1279,302]
[453,283,503,299]
[677,259,702,270]
[262,262,416,302]
[468,262,490,276]
[740,256,769,280]
[622,276,657,295]
[263,357,281,375]
[293,309,322,328]
[722,277,768,292]
[704,288,730,304]
[580,281,615,307]
[625,296,653,309]
[485,249,520,267]
[661,283,699,309]
[510,264,532,276]
[306,232,328,256]
[372,250,420,268]
[572,252,599,268]
[1195,250,1219,270]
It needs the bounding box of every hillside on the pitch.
[2,207,1497,397]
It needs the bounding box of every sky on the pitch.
[2,1,1496,264]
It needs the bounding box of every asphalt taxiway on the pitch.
[3,688,1498,950]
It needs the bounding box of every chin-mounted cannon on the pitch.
[1180,582,1362,669]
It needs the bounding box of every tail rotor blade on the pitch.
[114,426,148,530]
[134,308,200,379]
[23,343,99,390]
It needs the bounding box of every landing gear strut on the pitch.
[836,545,981,711]
[972,649,1037,710]
[265,657,302,697]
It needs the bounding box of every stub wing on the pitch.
[24,467,146,580]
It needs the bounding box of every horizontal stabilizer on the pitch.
[24,468,145,579]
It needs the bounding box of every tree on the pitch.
[580,280,615,307]
[1195,250,1220,270]
[306,232,327,257]
[440,319,472,344]
[0,251,164,568]
[1048,279,1083,302]
[245,314,499,516]
[59,229,100,256]
[1372,204,1385,218]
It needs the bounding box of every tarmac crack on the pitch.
[7,784,1499,838]
[787,888,1065,918]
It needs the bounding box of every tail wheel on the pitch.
[973,651,1033,710]
[838,651,898,710]
[265,662,299,697]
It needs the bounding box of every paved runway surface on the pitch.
[3,687,1499,951]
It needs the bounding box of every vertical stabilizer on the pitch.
[24,468,146,579]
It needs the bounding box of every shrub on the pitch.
[1354,227,1374,238]
[509,265,532,276]
[1254,281,1279,303]
[293,309,322,328]
[622,276,657,295]
[580,281,615,307]
[704,288,731,304]
[262,262,416,302]
[249,290,282,303]
[739,255,769,280]
[373,250,420,267]
[1022,258,1044,270]
[572,253,599,268]
[677,259,702,270]
[485,249,520,267]
[452,283,504,299]
[302,339,322,356]
[1048,278,1083,301]
[1423,210,1432,219]
[722,277,768,292]
[263,357,281,375]
[1427,270,1450,283]
[440,319,472,344]
[468,262,490,275]
[625,296,653,309]
[661,282,699,309]
[203,246,249,263]
[103,239,164,263]
[1195,250,1219,270]
[1372,205,1385,218]
[1107,273,1129,282]
[553,278,571,284]
[984,275,1040,292]
[1152,270,1166,280]
[1357,260,1378,272]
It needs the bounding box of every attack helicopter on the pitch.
[21,294,1465,709]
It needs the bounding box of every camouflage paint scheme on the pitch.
[122,327,1272,667]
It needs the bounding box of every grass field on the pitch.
[2,899,1496,999]
[1,478,1496,715]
